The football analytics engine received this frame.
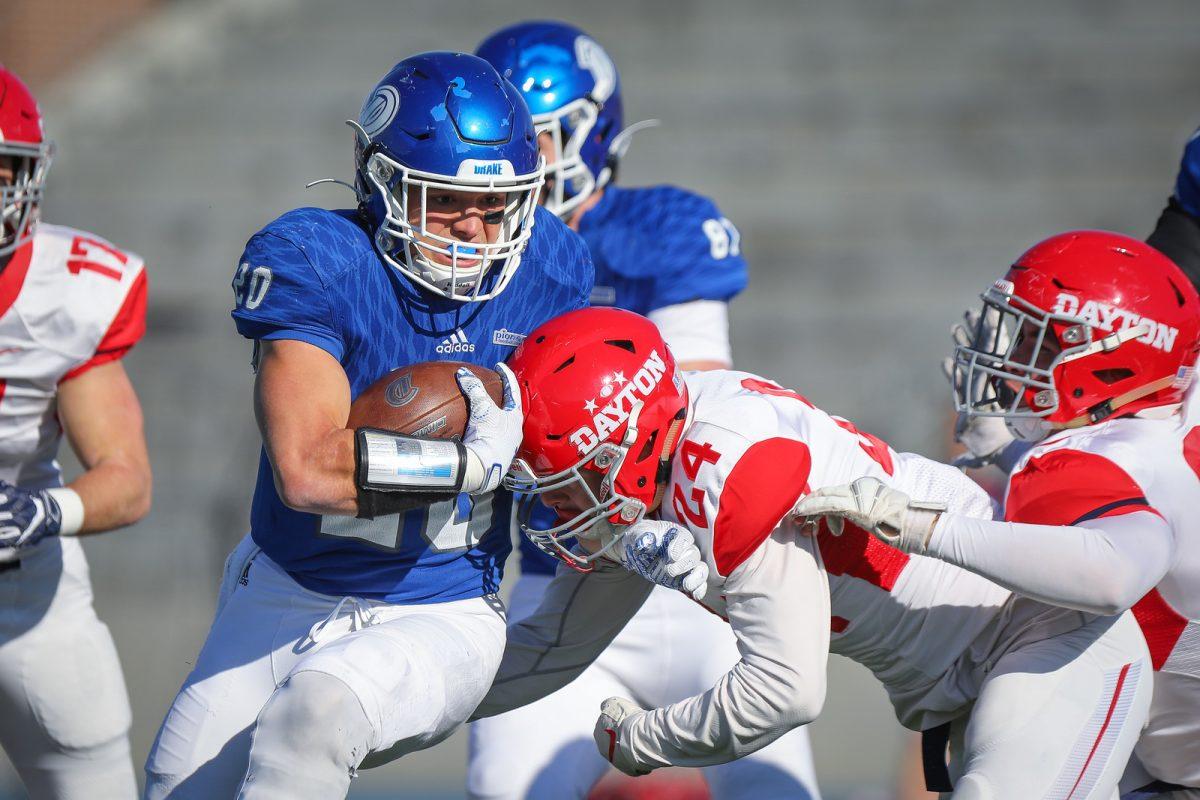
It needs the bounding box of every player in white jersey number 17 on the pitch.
[0,66,152,799]
[476,306,1152,799]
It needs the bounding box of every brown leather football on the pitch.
[346,361,503,440]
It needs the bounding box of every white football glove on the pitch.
[944,307,1016,468]
[791,476,946,554]
[593,696,651,777]
[606,519,709,600]
[457,363,524,495]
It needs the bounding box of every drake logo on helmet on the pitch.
[569,350,668,453]
[1053,292,1179,352]
[361,85,400,139]
[457,160,516,179]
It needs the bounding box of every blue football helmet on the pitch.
[353,52,544,302]
[477,22,622,219]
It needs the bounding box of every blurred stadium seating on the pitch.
[2,1,1198,797]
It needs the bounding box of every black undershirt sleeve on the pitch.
[1146,198,1200,291]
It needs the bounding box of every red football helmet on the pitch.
[952,230,1200,439]
[504,308,689,571]
[0,67,52,259]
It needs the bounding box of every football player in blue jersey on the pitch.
[143,52,599,800]
[470,22,822,800]
[1148,125,1200,285]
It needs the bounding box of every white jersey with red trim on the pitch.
[663,370,1010,729]
[1006,407,1200,786]
[0,223,147,490]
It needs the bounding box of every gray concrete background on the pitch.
[2,0,1199,797]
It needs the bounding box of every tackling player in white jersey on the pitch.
[470,22,820,800]
[475,306,1153,799]
[800,230,1200,797]
[0,66,150,799]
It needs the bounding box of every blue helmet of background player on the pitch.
[477,22,622,220]
[353,52,544,302]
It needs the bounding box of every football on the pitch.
[346,361,503,440]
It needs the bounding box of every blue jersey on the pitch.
[520,184,748,575]
[232,205,592,602]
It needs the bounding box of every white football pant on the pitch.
[0,538,136,800]
[467,574,822,799]
[946,608,1152,799]
[144,536,506,800]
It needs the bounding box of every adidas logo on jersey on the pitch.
[436,330,476,354]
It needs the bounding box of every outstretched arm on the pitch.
[925,510,1173,616]
[796,472,1174,617]
[603,528,830,774]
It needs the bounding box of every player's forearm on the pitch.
[928,511,1173,615]
[473,562,652,719]
[64,453,151,534]
[267,427,359,516]
[621,532,829,770]
[626,652,824,769]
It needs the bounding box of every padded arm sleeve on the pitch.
[472,561,654,719]
[927,510,1174,615]
[619,529,830,770]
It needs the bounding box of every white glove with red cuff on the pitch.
[593,696,651,777]
[792,476,946,554]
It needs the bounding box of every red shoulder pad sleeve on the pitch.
[712,437,811,576]
[1005,448,1159,526]
[61,269,148,383]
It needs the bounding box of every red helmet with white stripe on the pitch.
[0,67,52,259]
[952,230,1200,439]
[503,307,689,571]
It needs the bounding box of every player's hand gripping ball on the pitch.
[346,360,503,439]
[456,363,525,495]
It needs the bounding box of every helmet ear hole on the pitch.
[635,429,659,463]
[1092,368,1134,385]
[1168,277,1187,307]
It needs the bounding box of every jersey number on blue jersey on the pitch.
[319,494,495,553]
[233,262,273,311]
[701,218,741,260]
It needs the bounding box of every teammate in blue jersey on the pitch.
[471,22,823,800]
[144,53,595,800]
[1148,125,1200,286]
